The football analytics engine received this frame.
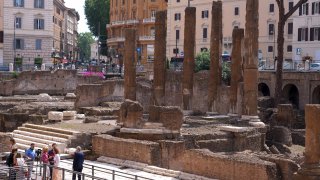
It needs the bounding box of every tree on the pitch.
[274,0,308,106]
[84,0,110,55]
[195,51,231,85]
[78,32,95,61]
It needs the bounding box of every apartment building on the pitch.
[292,0,320,62]
[107,0,167,70]
[91,40,107,62]
[53,0,66,58]
[0,0,3,65]
[3,0,54,66]
[65,8,80,61]
[166,0,293,63]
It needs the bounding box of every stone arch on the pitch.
[312,85,320,104]
[282,84,299,109]
[258,83,270,96]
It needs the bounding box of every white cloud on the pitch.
[64,0,90,33]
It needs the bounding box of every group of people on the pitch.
[7,138,84,180]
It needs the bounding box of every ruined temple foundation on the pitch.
[294,105,320,179]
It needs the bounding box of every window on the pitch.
[203,28,208,39]
[150,27,155,36]
[201,48,208,52]
[56,8,60,15]
[177,0,180,2]
[310,27,320,41]
[15,39,24,49]
[287,45,292,52]
[288,22,293,35]
[133,0,136,4]
[14,0,24,7]
[15,17,22,29]
[174,13,181,21]
[269,4,274,13]
[268,46,273,52]
[151,10,156,18]
[299,3,309,15]
[176,29,180,40]
[35,39,42,50]
[289,2,294,10]
[312,2,320,15]
[173,48,179,54]
[269,24,275,35]
[34,19,44,30]
[234,7,239,15]
[202,10,209,18]
[34,0,44,8]
[0,31,3,43]
[298,28,309,41]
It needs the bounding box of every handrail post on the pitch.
[112,170,115,180]
[92,165,94,180]
[62,168,65,180]
[43,164,47,179]
[135,175,138,180]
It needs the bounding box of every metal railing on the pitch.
[259,59,320,71]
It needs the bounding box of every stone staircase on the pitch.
[12,123,80,152]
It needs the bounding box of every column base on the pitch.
[294,164,320,180]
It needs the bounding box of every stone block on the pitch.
[270,126,292,147]
[48,111,63,121]
[149,106,183,131]
[38,93,53,101]
[277,104,295,128]
[118,99,144,128]
[76,114,85,119]
[65,93,76,100]
[63,111,76,120]
[92,135,161,166]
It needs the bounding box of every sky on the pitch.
[65,0,90,33]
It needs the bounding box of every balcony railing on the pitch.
[139,36,155,41]
[143,17,156,23]
[107,37,125,43]
[126,19,139,25]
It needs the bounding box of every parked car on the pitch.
[310,63,320,71]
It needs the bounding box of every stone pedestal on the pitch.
[153,11,167,106]
[230,28,244,114]
[295,105,320,179]
[208,1,222,112]
[182,7,196,110]
[124,29,137,101]
[9,63,14,72]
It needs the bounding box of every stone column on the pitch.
[294,105,320,179]
[243,0,259,116]
[208,1,222,112]
[124,29,137,101]
[182,7,196,110]
[153,11,167,106]
[229,28,244,114]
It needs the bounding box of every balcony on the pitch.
[139,36,155,41]
[107,37,125,43]
[126,19,139,25]
[143,18,156,24]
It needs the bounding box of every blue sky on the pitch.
[65,0,90,33]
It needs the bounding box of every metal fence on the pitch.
[259,60,320,71]
[0,160,155,180]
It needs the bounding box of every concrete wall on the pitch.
[0,70,102,96]
[259,71,320,109]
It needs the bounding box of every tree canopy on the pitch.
[84,0,110,55]
[78,32,95,61]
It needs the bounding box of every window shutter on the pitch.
[306,3,309,15]
[41,0,44,8]
[305,28,309,41]
[319,2,320,14]
[312,2,315,15]
[41,19,44,29]
[34,0,36,8]
[21,0,24,7]
[318,27,320,41]
[299,6,302,16]
[13,39,15,49]
[34,19,37,29]
[298,28,302,41]
[21,39,24,50]
[202,11,204,18]
[310,28,314,41]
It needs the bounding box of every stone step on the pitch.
[13,130,68,143]
[13,133,65,148]
[15,138,66,152]
[23,123,79,135]
[143,122,165,129]
[18,127,73,139]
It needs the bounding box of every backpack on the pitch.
[6,153,14,167]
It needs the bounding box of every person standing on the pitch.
[9,138,18,151]
[72,146,84,180]
[25,143,36,180]
[52,147,61,180]
[48,143,56,180]
[41,146,50,179]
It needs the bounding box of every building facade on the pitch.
[53,0,66,59]
[64,8,80,61]
[0,0,4,65]
[91,40,107,62]
[107,0,167,70]
[3,0,54,66]
[166,0,293,65]
[292,0,320,63]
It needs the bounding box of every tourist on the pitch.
[41,146,50,179]
[48,143,56,179]
[7,148,17,180]
[15,153,27,179]
[9,138,18,151]
[72,146,84,180]
[52,147,61,180]
[25,143,36,180]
